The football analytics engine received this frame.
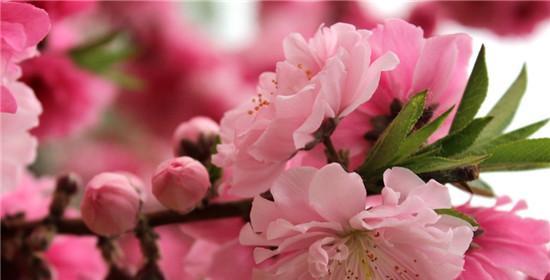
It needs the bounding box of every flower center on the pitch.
[324,231,421,280]
[247,93,271,115]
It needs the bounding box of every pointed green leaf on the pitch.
[478,65,527,142]
[441,117,493,156]
[394,107,453,163]
[435,208,479,227]
[469,119,548,154]
[452,179,495,197]
[400,154,488,174]
[418,117,493,157]
[480,138,550,171]
[357,92,426,175]
[450,45,488,133]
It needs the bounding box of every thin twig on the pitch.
[2,200,251,236]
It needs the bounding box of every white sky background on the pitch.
[187,1,549,220]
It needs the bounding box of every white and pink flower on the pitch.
[1,2,50,192]
[240,164,473,279]
[329,19,472,169]
[213,23,399,197]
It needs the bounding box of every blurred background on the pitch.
[24,1,550,219]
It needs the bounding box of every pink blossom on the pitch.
[20,52,115,139]
[1,81,42,192]
[0,2,50,81]
[213,23,399,197]
[1,2,49,192]
[240,164,473,279]
[328,19,472,169]
[456,197,550,280]
[1,172,106,279]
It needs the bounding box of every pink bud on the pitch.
[172,117,219,155]
[152,157,210,213]
[81,172,143,236]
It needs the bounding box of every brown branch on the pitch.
[2,200,252,236]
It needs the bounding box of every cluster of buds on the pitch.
[80,117,220,236]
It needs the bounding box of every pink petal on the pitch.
[308,163,366,224]
[270,167,322,223]
[250,196,282,233]
[477,237,550,279]
[1,85,17,113]
[383,167,425,198]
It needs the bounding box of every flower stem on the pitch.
[2,200,252,236]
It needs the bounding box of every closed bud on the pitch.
[81,172,143,236]
[172,117,219,160]
[152,157,210,213]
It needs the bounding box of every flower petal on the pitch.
[308,163,366,224]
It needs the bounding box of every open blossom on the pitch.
[21,52,115,139]
[1,2,49,192]
[213,23,399,197]
[329,19,472,169]
[1,81,42,192]
[240,164,473,279]
[0,2,50,82]
[456,197,550,280]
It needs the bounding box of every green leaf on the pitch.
[480,138,550,171]
[469,119,548,154]
[435,208,479,227]
[394,106,453,163]
[70,32,136,74]
[357,92,426,175]
[440,117,493,156]
[417,117,492,157]
[452,179,495,197]
[103,68,144,91]
[400,154,488,174]
[478,65,527,142]
[450,45,488,133]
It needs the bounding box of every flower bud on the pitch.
[81,172,143,236]
[152,157,210,213]
[172,117,219,159]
